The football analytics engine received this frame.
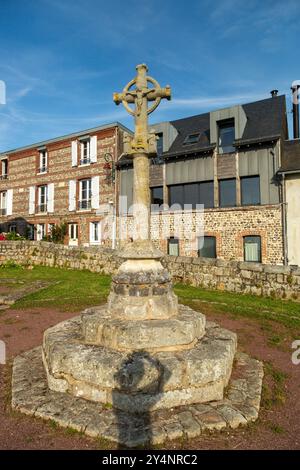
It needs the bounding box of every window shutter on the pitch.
[69,180,76,211]
[90,136,97,163]
[89,222,95,243]
[6,189,13,216]
[71,140,78,167]
[29,186,35,214]
[47,183,54,213]
[91,176,99,209]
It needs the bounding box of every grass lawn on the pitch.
[0,264,300,334]
[0,265,111,312]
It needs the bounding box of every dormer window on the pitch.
[183,133,200,145]
[38,149,47,173]
[218,119,235,154]
[80,138,90,165]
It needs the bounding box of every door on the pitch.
[69,223,78,246]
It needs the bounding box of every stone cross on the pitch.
[113,64,171,241]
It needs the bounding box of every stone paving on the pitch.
[12,346,263,447]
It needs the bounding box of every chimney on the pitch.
[270,89,278,97]
[291,83,300,139]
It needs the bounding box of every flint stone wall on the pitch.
[0,240,300,301]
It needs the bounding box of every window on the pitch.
[244,236,262,262]
[151,186,163,211]
[219,178,236,207]
[79,178,91,210]
[39,150,47,173]
[90,221,100,244]
[218,120,235,154]
[69,223,78,239]
[37,185,47,212]
[241,176,260,206]
[27,224,34,240]
[183,133,201,145]
[156,133,163,156]
[0,191,7,215]
[80,139,90,165]
[168,237,179,256]
[1,159,8,179]
[9,224,17,233]
[36,223,45,241]
[198,236,217,258]
[168,181,214,209]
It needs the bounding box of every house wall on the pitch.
[286,174,300,265]
[0,127,121,246]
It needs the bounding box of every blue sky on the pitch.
[0,0,299,151]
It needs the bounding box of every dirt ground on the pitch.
[0,305,299,450]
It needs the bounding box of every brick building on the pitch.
[1,92,299,266]
[119,94,289,265]
[0,122,131,246]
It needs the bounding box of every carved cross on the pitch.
[113,64,171,155]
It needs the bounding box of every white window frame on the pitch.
[38,185,47,213]
[0,191,7,214]
[1,159,8,178]
[90,221,101,245]
[36,223,46,241]
[39,150,47,173]
[79,178,92,210]
[80,139,90,165]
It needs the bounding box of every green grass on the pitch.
[0,265,110,312]
[174,283,300,330]
[1,265,300,334]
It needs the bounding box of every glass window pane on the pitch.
[169,185,184,208]
[218,121,235,153]
[219,179,236,207]
[156,133,163,156]
[198,236,216,258]
[184,183,198,208]
[241,176,260,205]
[151,186,163,209]
[168,238,179,256]
[199,181,214,208]
[244,236,261,262]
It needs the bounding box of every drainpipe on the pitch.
[280,172,288,265]
[112,126,118,250]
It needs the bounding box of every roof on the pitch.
[0,122,133,156]
[164,95,287,158]
[279,139,300,173]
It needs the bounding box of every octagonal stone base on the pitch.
[12,347,263,448]
[42,307,236,412]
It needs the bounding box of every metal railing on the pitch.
[37,203,47,213]
[78,199,91,210]
[38,166,47,173]
[0,174,8,180]
[79,158,91,165]
[0,208,7,216]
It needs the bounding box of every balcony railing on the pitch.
[0,208,7,216]
[0,174,8,180]
[78,199,91,210]
[37,203,47,213]
[79,158,91,166]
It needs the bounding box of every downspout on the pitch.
[280,172,288,265]
[112,126,118,250]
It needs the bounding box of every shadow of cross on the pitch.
[113,351,171,448]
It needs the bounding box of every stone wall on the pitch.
[118,204,284,264]
[1,240,300,301]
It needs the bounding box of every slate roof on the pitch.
[279,139,300,172]
[164,95,287,158]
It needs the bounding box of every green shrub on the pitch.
[43,222,67,244]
